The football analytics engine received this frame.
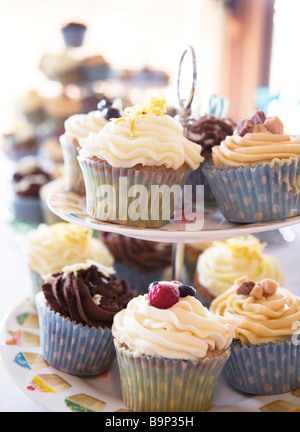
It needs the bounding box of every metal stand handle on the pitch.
[172,46,197,282]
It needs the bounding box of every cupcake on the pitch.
[59,99,121,195]
[19,89,45,125]
[112,281,235,412]
[78,96,203,228]
[194,235,284,307]
[100,232,172,294]
[1,119,39,161]
[43,92,82,131]
[61,22,87,48]
[12,156,52,223]
[187,114,235,203]
[38,52,82,85]
[81,54,111,82]
[36,260,134,376]
[21,222,114,299]
[203,111,300,222]
[211,277,300,395]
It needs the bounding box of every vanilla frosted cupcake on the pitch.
[195,235,283,306]
[112,281,235,412]
[203,111,300,222]
[22,222,114,299]
[78,97,203,228]
[211,277,300,394]
[60,107,110,194]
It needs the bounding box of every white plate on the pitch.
[47,187,300,243]
[1,298,300,413]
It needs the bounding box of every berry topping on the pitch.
[103,106,121,120]
[97,98,113,111]
[148,283,179,309]
[148,281,159,292]
[178,285,196,298]
[171,280,182,285]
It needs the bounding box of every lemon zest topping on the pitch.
[115,96,167,134]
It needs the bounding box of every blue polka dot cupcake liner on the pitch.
[35,291,115,377]
[114,339,230,412]
[113,262,164,295]
[223,338,300,395]
[185,160,216,204]
[78,155,190,228]
[203,157,300,223]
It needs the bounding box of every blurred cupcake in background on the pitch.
[194,235,284,307]
[21,222,114,300]
[36,260,135,376]
[186,96,235,203]
[12,156,52,224]
[43,92,82,132]
[100,232,172,294]
[59,98,121,195]
[81,54,111,82]
[1,119,39,161]
[39,52,82,86]
[211,277,300,395]
[61,22,87,48]
[112,281,235,412]
[203,111,300,222]
[19,89,45,126]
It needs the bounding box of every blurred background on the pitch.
[0,0,299,227]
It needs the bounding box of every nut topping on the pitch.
[236,280,255,295]
[236,277,279,299]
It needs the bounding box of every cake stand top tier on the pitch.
[47,186,300,243]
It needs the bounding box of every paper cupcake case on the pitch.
[59,136,85,195]
[203,158,300,223]
[185,160,216,204]
[113,261,164,295]
[114,341,230,412]
[12,196,44,224]
[224,339,300,395]
[35,292,115,377]
[78,156,189,228]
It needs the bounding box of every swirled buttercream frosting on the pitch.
[196,236,284,298]
[212,112,300,167]
[79,97,203,170]
[112,294,235,360]
[210,278,300,345]
[64,110,108,141]
[22,223,114,276]
[42,261,134,328]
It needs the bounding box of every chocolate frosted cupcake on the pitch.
[12,156,52,223]
[187,115,235,202]
[100,232,172,294]
[36,261,135,376]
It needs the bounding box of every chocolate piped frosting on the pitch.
[188,115,236,159]
[100,233,172,274]
[42,264,134,328]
